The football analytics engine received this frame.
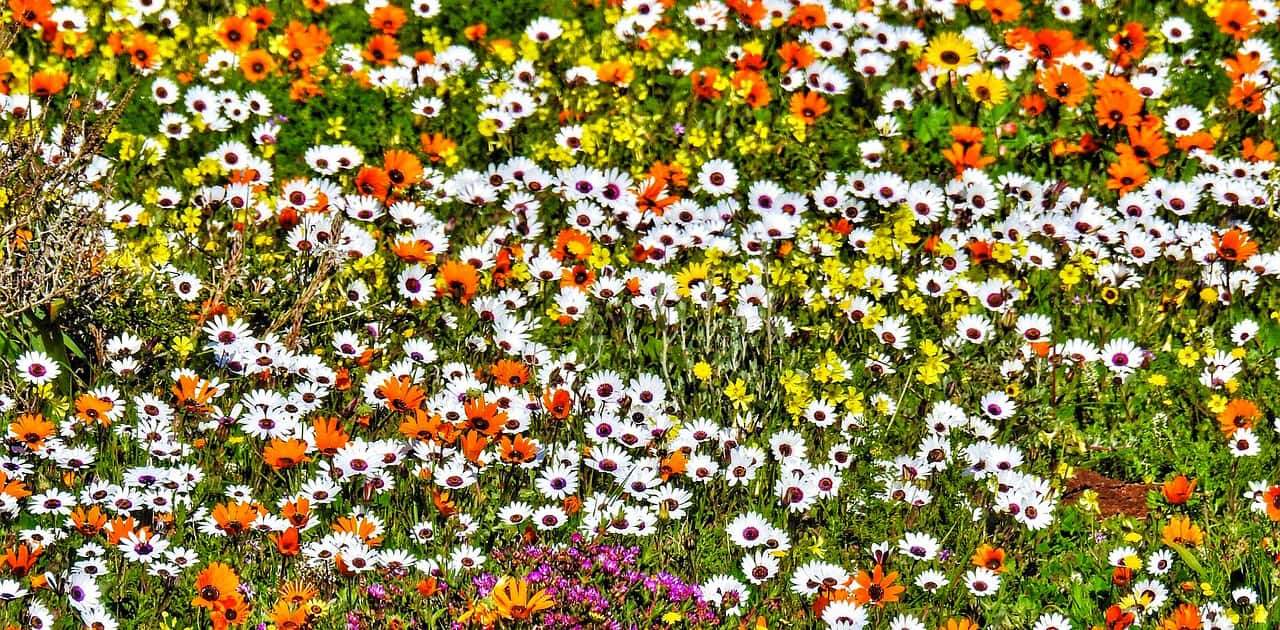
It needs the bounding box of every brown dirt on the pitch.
[1062,468,1155,518]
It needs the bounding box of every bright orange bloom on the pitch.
[377,375,427,413]
[939,619,981,630]
[778,41,815,71]
[1095,82,1143,129]
[3,544,41,577]
[212,501,260,536]
[1214,229,1259,263]
[552,228,592,262]
[543,389,572,420]
[596,61,633,85]
[240,49,276,82]
[850,564,904,607]
[1106,604,1137,630]
[1216,0,1258,40]
[69,505,107,536]
[499,435,539,464]
[9,413,54,450]
[383,150,423,188]
[1230,81,1265,114]
[125,31,161,70]
[1243,138,1277,162]
[279,580,318,605]
[460,430,489,464]
[282,22,330,70]
[193,563,241,609]
[312,417,350,455]
[437,260,480,303]
[1110,22,1147,67]
[332,515,382,546]
[270,527,301,556]
[1117,123,1169,166]
[420,133,457,163]
[75,395,114,427]
[691,67,722,100]
[1160,603,1202,630]
[263,438,311,470]
[369,4,407,34]
[363,34,400,66]
[971,544,1005,572]
[463,398,507,436]
[789,91,829,125]
[1217,397,1260,434]
[270,601,308,630]
[400,409,447,442]
[217,15,258,52]
[29,70,68,97]
[1024,28,1075,65]
[942,142,995,177]
[1162,516,1204,547]
[1038,64,1089,107]
[173,374,218,414]
[354,166,390,198]
[1264,486,1280,521]
[10,0,52,27]
[1162,476,1196,505]
[1106,156,1148,194]
[211,593,250,629]
[281,498,311,529]
[787,4,826,29]
[491,359,530,387]
[987,0,1020,22]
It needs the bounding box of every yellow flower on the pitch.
[325,116,346,138]
[692,362,712,382]
[966,70,1008,107]
[922,32,976,71]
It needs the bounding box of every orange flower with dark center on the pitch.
[1095,82,1143,129]
[1160,603,1202,630]
[126,31,160,70]
[552,228,592,262]
[282,22,330,70]
[971,544,1005,572]
[778,41,815,71]
[332,515,382,545]
[270,527,300,556]
[464,398,507,436]
[851,564,904,607]
[437,260,480,303]
[383,149,422,188]
[363,34,399,66]
[29,70,68,97]
[560,265,595,290]
[1106,604,1136,630]
[1162,516,1204,547]
[987,0,1020,23]
[786,3,826,29]
[1024,28,1075,65]
[1216,0,1258,40]
[400,409,446,442]
[1213,229,1258,263]
[212,501,260,536]
[263,438,311,470]
[789,91,829,125]
[9,413,54,450]
[193,562,241,609]
[1037,64,1089,107]
[312,417,350,455]
[1264,486,1280,521]
[420,133,456,163]
[75,394,114,427]
[240,49,275,82]
[1106,156,1148,194]
[543,389,572,420]
[1110,22,1147,67]
[354,166,390,198]
[217,15,258,52]
[690,67,722,100]
[173,375,218,414]
[1217,397,1260,434]
[369,4,407,35]
[70,505,107,536]
[1117,123,1169,166]
[1230,81,1264,114]
[10,0,51,27]
[377,375,426,413]
[499,435,538,464]
[732,70,770,108]
[270,601,308,630]
[491,359,529,386]
[3,544,41,577]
